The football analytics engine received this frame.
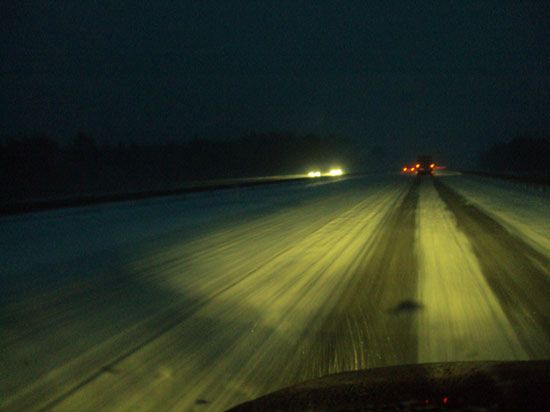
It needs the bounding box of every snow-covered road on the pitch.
[1,173,548,411]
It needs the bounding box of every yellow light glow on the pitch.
[307,171,321,177]
[402,167,408,172]
[416,163,420,168]
[430,163,435,168]
[328,168,343,176]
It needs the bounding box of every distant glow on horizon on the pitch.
[327,168,343,176]
[307,171,321,177]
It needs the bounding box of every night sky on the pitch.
[2,1,549,168]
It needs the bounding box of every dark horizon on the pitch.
[2,1,549,169]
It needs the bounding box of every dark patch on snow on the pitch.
[100,365,120,374]
[390,299,423,314]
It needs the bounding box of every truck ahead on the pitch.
[415,154,435,175]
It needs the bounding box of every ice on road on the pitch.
[1,174,548,411]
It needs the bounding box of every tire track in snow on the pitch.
[298,178,421,372]
[433,178,550,358]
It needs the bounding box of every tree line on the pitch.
[0,132,358,202]
[3,131,547,202]
[478,135,550,175]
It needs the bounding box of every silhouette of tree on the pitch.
[479,135,550,174]
[1,130,358,202]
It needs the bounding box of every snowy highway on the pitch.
[1,173,549,411]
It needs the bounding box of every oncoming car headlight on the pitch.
[328,168,343,176]
[308,171,321,177]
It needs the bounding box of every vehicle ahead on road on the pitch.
[402,155,436,175]
[416,155,435,175]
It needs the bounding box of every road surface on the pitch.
[1,173,549,411]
